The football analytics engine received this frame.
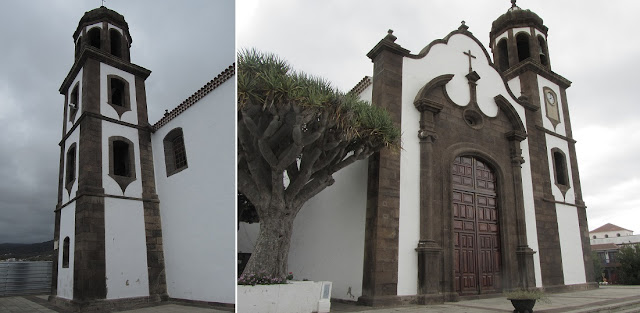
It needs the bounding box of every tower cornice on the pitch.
[60,47,151,93]
[503,59,571,89]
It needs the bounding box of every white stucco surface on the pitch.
[62,130,79,204]
[66,68,83,132]
[104,197,149,299]
[287,159,368,301]
[100,63,139,125]
[555,203,586,285]
[546,134,574,203]
[520,136,543,287]
[57,203,75,300]
[153,77,235,304]
[101,121,143,197]
[357,79,373,103]
[537,76,565,136]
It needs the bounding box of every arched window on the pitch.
[110,29,122,58]
[87,27,101,49]
[605,234,609,238]
[552,149,569,187]
[108,136,137,193]
[537,36,548,66]
[592,235,596,239]
[516,33,530,62]
[107,75,131,118]
[113,140,131,177]
[65,143,77,196]
[617,233,621,237]
[111,78,125,107]
[163,128,189,176]
[62,237,70,268]
[69,84,79,122]
[497,39,509,71]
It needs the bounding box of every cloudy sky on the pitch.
[1,0,638,244]
[0,0,234,244]
[238,0,640,234]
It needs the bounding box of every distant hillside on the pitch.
[0,240,54,261]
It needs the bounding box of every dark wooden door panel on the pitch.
[453,156,501,295]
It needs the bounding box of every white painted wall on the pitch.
[545,135,575,203]
[104,197,149,299]
[62,130,79,204]
[399,32,529,295]
[287,159,368,301]
[57,203,75,300]
[66,68,83,131]
[152,76,235,304]
[520,136,543,287]
[591,234,640,245]
[507,76,521,98]
[537,76,565,136]
[99,63,139,125]
[357,79,373,103]
[555,203,586,285]
[101,121,143,197]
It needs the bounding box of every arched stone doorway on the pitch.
[452,155,501,295]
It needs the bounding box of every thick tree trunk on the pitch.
[243,206,296,280]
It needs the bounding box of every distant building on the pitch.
[589,223,640,284]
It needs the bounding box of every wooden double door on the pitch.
[452,156,502,295]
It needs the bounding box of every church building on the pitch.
[51,7,235,309]
[239,1,595,305]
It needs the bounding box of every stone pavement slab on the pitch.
[0,295,233,313]
[331,286,640,313]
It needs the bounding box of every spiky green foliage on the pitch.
[237,49,400,279]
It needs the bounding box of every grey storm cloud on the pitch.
[237,0,640,233]
[0,0,234,244]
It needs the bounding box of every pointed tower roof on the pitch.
[590,223,633,233]
[490,0,547,38]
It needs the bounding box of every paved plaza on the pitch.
[1,286,640,312]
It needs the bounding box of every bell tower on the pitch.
[52,6,167,307]
[488,1,595,290]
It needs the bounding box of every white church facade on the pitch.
[51,7,235,309]
[239,2,595,305]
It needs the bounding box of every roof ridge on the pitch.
[348,76,372,96]
[590,223,632,233]
[153,63,235,131]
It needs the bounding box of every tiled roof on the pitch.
[153,63,235,131]
[590,223,632,234]
[349,76,372,96]
[591,243,619,251]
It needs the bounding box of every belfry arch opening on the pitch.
[87,27,101,49]
[497,39,509,71]
[538,35,548,66]
[452,155,502,295]
[516,33,530,62]
[110,29,122,58]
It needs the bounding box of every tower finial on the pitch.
[511,0,517,8]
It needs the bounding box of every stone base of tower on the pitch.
[48,294,166,312]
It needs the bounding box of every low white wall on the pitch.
[237,281,331,313]
[104,198,149,299]
[57,203,75,300]
[555,203,586,285]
